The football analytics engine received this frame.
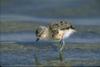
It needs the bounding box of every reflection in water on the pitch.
[0,31,100,65]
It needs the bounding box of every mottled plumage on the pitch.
[35,20,75,41]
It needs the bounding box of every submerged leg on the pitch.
[59,39,65,62]
[59,39,65,51]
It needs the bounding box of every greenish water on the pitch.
[0,42,100,66]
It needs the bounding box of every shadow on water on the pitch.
[16,40,59,51]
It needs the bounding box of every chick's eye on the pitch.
[70,25,75,29]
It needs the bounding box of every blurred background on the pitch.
[0,0,100,32]
[0,0,100,66]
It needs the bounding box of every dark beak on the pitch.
[71,26,75,29]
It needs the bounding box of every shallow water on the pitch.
[1,18,100,66]
[0,30,100,66]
